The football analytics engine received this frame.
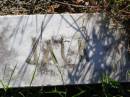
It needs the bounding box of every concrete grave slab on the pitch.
[0,13,128,87]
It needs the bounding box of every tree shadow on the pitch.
[61,13,127,84]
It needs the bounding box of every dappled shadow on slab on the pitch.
[64,14,127,84]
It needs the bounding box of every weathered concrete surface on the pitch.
[0,13,128,87]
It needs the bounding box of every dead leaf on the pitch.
[73,0,85,5]
[47,5,54,13]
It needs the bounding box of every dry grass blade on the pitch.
[3,64,7,80]
[30,41,42,86]
[47,40,64,84]
[50,48,58,64]
[61,37,68,64]
[8,64,17,86]
[47,40,58,64]
[26,37,39,64]
[30,65,37,86]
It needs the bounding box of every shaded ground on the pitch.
[0,82,130,97]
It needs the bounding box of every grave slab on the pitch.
[0,13,128,87]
